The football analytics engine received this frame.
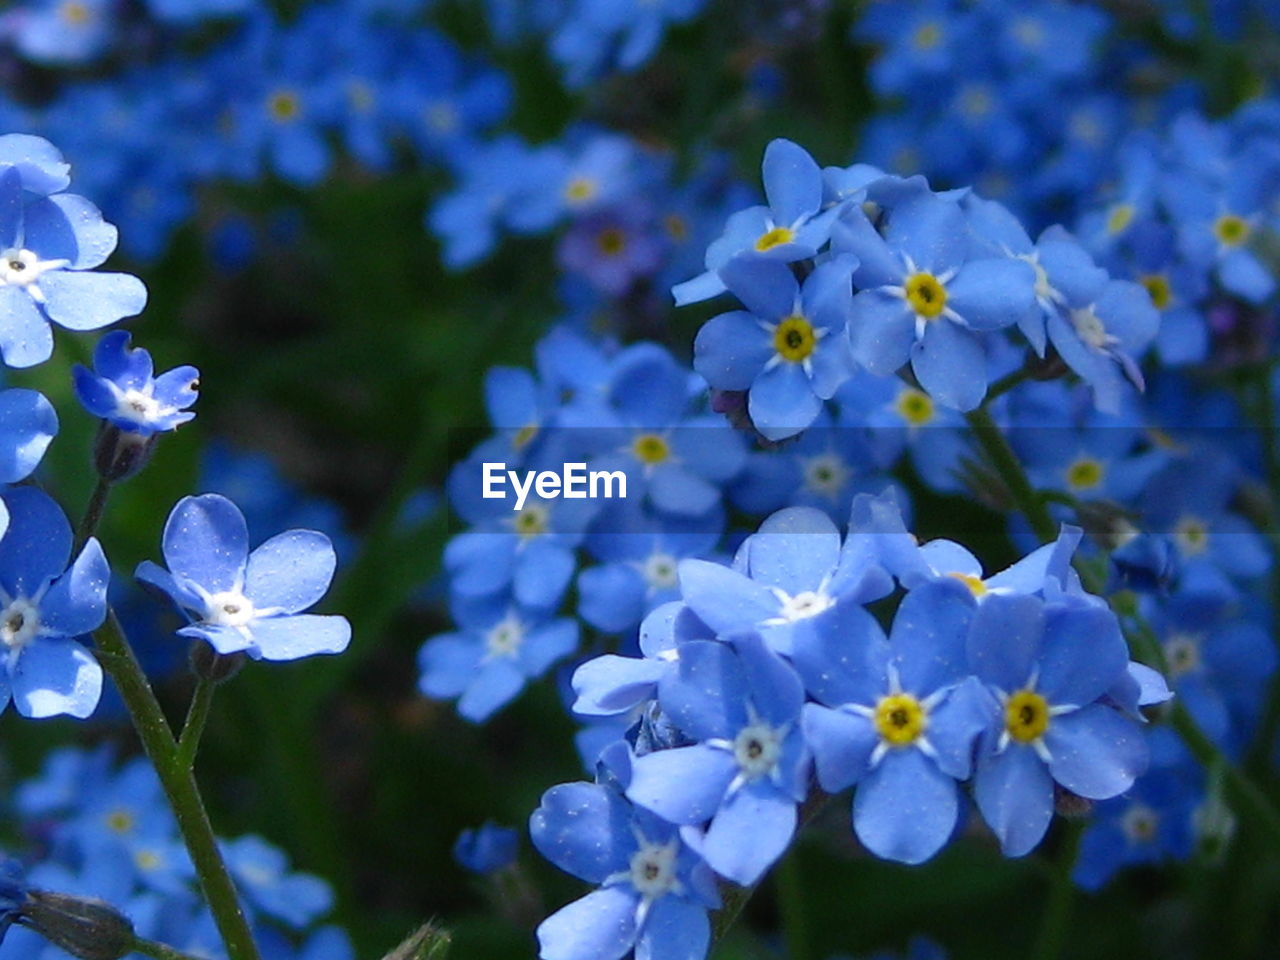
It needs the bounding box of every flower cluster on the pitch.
[532,495,1169,959]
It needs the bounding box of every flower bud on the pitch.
[92,423,157,483]
[20,890,134,960]
[189,640,247,684]
[381,922,451,960]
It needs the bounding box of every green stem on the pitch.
[965,406,1057,542]
[1249,363,1280,769]
[132,937,209,960]
[984,366,1033,404]
[74,476,112,553]
[1030,822,1081,960]
[93,610,262,960]
[776,847,812,960]
[176,675,217,772]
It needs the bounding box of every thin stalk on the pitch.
[776,848,813,960]
[93,610,261,960]
[73,477,112,553]
[132,937,209,960]
[1030,822,1082,960]
[965,406,1057,542]
[176,676,218,772]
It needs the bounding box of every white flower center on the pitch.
[485,615,524,659]
[774,588,834,623]
[0,597,41,650]
[1121,803,1159,843]
[204,591,256,628]
[802,454,849,498]
[0,248,69,296]
[113,387,167,426]
[1164,632,1201,680]
[642,552,679,592]
[1069,305,1116,351]
[732,721,785,779]
[628,839,680,900]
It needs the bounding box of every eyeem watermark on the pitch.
[483,462,627,510]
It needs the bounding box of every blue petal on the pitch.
[247,615,350,661]
[572,654,667,716]
[749,362,821,441]
[179,623,254,656]
[418,633,480,699]
[761,138,822,226]
[658,640,748,740]
[23,193,118,269]
[693,310,772,390]
[1044,704,1147,800]
[719,256,797,321]
[648,464,719,516]
[459,658,526,721]
[0,285,54,368]
[926,676,997,780]
[11,640,102,719]
[910,320,987,412]
[735,632,805,725]
[162,494,249,594]
[946,258,1036,331]
[627,744,737,824]
[745,506,840,595]
[854,748,957,864]
[850,291,913,375]
[1036,604,1128,707]
[791,598,887,707]
[966,593,1044,692]
[93,330,152,387]
[39,271,148,332]
[578,565,646,634]
[520,619,579,676]
[672,269,727,307]
[530,781,632,882]
[700,779,795,885]
[0,485,71,597]
[244,530,336,614]
[888,578,973,695]
[0,387,57,483]
[537,887,637,960]
[37,538,108,638]
[514,540,576,610]
[677,559,780,637]
[973,745,1054,857]
[636,896,709,960]
[801,703,877,792]
[485,366,539,428]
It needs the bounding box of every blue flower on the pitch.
[0,486,108,720]
[969,593,1149,857]
[674,139,843,305]
[454,822,519,874]
[418,595,578,722]
[222,834,334,930]
[795,580,994,863]
[72,331,199,436]
[135,494,350,661]
[0,855,26,943]
[695,255,858,440]
[838,189,1036,411]
[0,159,148,367]
[626,634,810,885]
[532,777,720,960]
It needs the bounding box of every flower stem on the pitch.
[1030,821,1081,960]
[73,476,112,553]
[176,675,217,771]
[93,610,261,960]
[776,847,813,960]
[965,406,1057,542]
[132,937,209,960]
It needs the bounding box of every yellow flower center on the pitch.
[1106,204,1134,235]
[1213,214,1250,247]
[632,434,670,465]
[874,693,928,746]
[904,272,948,318]
[664,214,689,242]
[1005,690,1050,743]
[1175,516,1208,555]
[514,506,548,537]
[913,22,942,50]
[512,424,538,450]
[895,388,935,426]
[948,572,988,597]
[755,226,796,252]
[597,228,627,256]
[107,810,134,834]
[1140,274,1172,311]
[1065,457,1104,491]
[565,177,598,205]
[773,315,816,362]
[61,1,90,24]
[267,90,300,123]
